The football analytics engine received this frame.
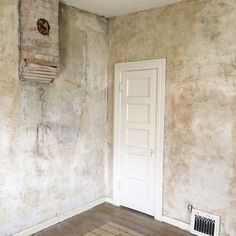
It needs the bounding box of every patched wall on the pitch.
[0,1,107,235]
[19,0,59,83]
[1,0,236,235]
[19,0,59,67]
[107,0,236,235]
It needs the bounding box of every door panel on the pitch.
[126,129,149,148]
[127,77,150,97]
[120,69,157,216]
[126,154,149,175]
[127,104,150,123]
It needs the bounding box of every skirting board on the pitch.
[106,197,190,233]
[162,216,190,232]
[105,197,190,232]
[13,197,106,236]
[104,197,113,204]
[13,196,190,236]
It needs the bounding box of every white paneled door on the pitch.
[113,60,166,218]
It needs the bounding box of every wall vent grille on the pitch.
[20,63,57,84]
[19,0,59,84]
[191,209,220,236]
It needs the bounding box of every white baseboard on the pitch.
[104,198,190,233]
[13,197,106,236]
[162,216,190,232]
[13,197,190,236]
[104,196,113,204]
[105,198,190,233]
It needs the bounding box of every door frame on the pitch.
[113,59,166,221]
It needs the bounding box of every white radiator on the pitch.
[191,209,220,236]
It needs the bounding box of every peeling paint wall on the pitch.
[0,1,107,235]
[107,0,236,235]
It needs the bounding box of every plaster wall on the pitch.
[0,2,107,235]
[107,1,236,235]
[1,0,236,235]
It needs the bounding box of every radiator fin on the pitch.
[191,209,220,236]
[20,63,57,84]
[194,215,215,236]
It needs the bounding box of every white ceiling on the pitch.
[61,0,182,18]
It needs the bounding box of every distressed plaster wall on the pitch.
[19,0,59,70]
[107,0,236,235]
[0,1,107,235]
[1,0,236,235]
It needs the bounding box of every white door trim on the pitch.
[113,59,166,221]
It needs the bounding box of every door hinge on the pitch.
[119,82,123,92]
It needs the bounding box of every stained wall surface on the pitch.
[1,0,236,236]
[107,0,236,235]
[0,2,107,235]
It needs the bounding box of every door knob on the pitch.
[149,149,154,157]
[141,149,154,157]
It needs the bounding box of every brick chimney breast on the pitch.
[19,0,59,84]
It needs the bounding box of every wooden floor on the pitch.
[35,203,192,236]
